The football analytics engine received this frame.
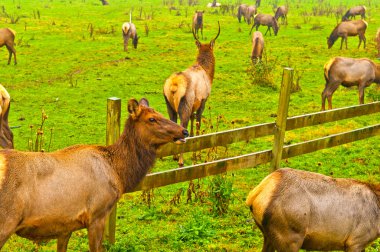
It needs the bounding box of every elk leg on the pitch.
[178,99,191,167]
[322,81,340,110]
[358,85,365,104]
[345,37,348,49]
[57,233,72,252]
[88,218,106,252]
[5,46,13,65]
[358,36,362,49]
[340,37,344,50]
[262,235,275,252]
[0,218,19,248]
[195,99,207,136]
[363,35,366,49]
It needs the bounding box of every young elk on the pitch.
[0,28,17,65]
[122,22,139,52]
[0,98,188,251]
[274,5,288,25]
[250,14,279,36]
[251,31,264,64]
[321,57,380,110]
[163,22,220,166]
[247,168,380,252]
[342,5,366,21]
[193,11,204,39]
[327,20,367,49]
[0,84,13,149]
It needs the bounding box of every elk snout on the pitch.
[183,129,189,137]
[174,129,189,144]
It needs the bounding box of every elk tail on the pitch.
[324,58,335,81]
[163,73,188,111]
[363,5,366,11]
[363,20,368,28]
[7,28,16,36]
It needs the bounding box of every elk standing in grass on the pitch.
[342,5,366,21]
[251,31,264,64]
[327,19,367,49]
[0,84,13,149]
[237,4,257,25]
[0,98,188,251]
[122,22,138,52]
[193,11,204,39]
[163,22,220,166]
[247,168,380,252]
[321,57,380,110]
[274,5,288,25]
[0,28,17,65]
[250,14,279,36]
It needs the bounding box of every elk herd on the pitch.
[1,1,380,252]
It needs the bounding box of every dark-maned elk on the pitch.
[327,19,367,49]
[250,14,279,36]
[164,22,220,166]
[0,98,188,251]
[0,28,16,65]
[0,84,13,149]
[342,5,366,21]
[274,5,288,25]
[237,4,257,25]
[193,11,204,39]
[376,28,380,58]
[251,31,264,64]
[321,57,380,110]
[247,168,380,252]
[122,22,139,52]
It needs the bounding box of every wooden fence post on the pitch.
[270,67,293,171]
[104,97,121,244]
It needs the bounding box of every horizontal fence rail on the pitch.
[157,102,380,157]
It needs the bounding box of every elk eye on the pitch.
[149,118,156,122]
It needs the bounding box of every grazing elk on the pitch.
[247,168,380,252]
[376,28,380,58]
[321,57,380,110]
[237,5,257,25]
[342,5,366,21]
[122,22,139,52]
[327,20,367,49]
[0,28,17,65]
[163,22,220,166]
[274,5,288,25]
[251,31,264,64]
[193,11,204,39]
[0,84,13,149]
[250,14,279,36]
[0,98,188,251]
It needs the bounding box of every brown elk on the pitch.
[247,168,380,252]
[251,31,264,64]
[342,5,366,21]
[163,22,220,166]
[274,5,288,25]
[321,57,380,110]
[327,20,367,49]
[250,14,279,36]
[255,0,261,7]
[0,28,17,65]
[237,4,257,25]
[193,11,204,39]
[0,84,13,149]
[122,22,139,52]
[376,28,380,58]
[0,98,188,251]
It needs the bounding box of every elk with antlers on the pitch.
[163,22,220,166]
[0,98,188,251]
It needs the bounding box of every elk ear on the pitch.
[139,98,149,107]
[195,40,201,48]
[128,99,141,119]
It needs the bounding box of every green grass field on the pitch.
[1,0,380,251]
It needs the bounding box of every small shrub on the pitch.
[208,174,234,216]
[247,50,278,89]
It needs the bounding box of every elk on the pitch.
[251,31,264,64]
[0,98,188,251]
[0,84,13,149]
[327,19,367,49]
[250,14,279,36]
[0,28,17,65]
[163,22,220,166]
[122,22,139,52]
[237,4,257,25]
[274,5,288,25]
[247,168,380,252]
[342,5,366,21]
[321,57,380,110]
[376,28,380,58]
[193,11,204,39]
[256,0,261,7]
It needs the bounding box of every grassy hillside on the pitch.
[1,0,380,251]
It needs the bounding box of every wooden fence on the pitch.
[104,68,380,243]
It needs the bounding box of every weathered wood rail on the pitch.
[105,68,380,243]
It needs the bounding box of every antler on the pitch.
[212,21,221,42]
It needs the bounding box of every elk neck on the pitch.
[196,48,216,82]
[105,117,156,193]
